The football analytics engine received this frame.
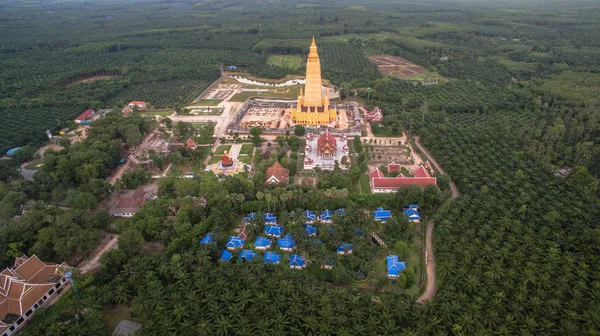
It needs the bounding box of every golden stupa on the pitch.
[291,37,337,125]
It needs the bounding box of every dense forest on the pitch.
[0,0,599,334]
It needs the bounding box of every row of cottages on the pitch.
[0,256,69,336]
[218,249,306,269]
[369,163,436,193]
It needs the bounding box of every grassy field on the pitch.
[191,122,216,129]
[238,155,253,164]
[139,110,174,116]
[360,174,371,193]
[195,99,223,106]
[213,145,232,154]
[24,159,43,170]
[230,86,301,102]
[239,144,255,155]
[102,304,147,334]
[267,55,303,69]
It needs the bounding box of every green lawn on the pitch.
[238,155,253,164]
[267,54,303,69]
[239,144,255,155]
[230,86,301,102]
[359,174,371,193]
[139,110,174,116]
[208,155,221,164]
[195,99,223,106]
[103,304,148,334]
[214,145,232,154]
[24,159,43,170]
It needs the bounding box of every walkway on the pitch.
[78,234,119,274]
[413,135,460,304]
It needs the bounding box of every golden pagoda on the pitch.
[291,37,337,125]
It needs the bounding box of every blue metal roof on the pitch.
[265,224,284,237]
[289,254,306,268]
[200,233,215,245]
[304,224,317,236]
[335,208,346,216]
[372,207,393,221]
[277,235,296,250]
[303,210,316,222]
[320,209,333,221]
[254,236,272,249]
[264,213,277,224]
[403,208,421,221]
[220,250,233,262]
[336,243,353,254]
[238,249,258,261]
[408,204,419,209]
[225,236,245,249]
[386,255,406,276]
[244,213,258,222]
[263,251,281,264]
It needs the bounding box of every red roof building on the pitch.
[317,129,337,159]
[365,107,383,123]
[123,101,147,116]
[0,256,69,336]
[186,138,197,150]
[265,161,290,185]
[387,162,402,173]
[369,166,436,193]
[74,109,94,124]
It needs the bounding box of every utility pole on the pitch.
[259,24,262,39]
[367,87,370,102]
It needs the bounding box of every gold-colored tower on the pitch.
[291,37,337,125]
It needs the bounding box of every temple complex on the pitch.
[291,37,337,126]
[205,151,249,177]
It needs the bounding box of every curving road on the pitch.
[414,135,459,303]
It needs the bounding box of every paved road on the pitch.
[414,135,460,304]
[20,162,37,181]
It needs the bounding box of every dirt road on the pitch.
[414,135,460,303]
[78,234,118,274]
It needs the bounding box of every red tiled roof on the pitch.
[266,161,290,184]
[369,168,384,179]
[371,177,436,189]
[110,197,147,214]
[413,165,431,178]
[75,109,94,122]
[317,129,336,149]
[187,138,197,149]
[387,162,401,172]
[129,101,146,106]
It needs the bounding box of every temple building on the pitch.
[291,37,337,126]
[205,151,249,177]
[304,130,349,170]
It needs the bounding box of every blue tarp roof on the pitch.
[335,208,345,216]
[403,208,421,221]
[386,255,406,276]
[238,249,258,261]
[263,251,281,264]
[6,147,21,156]
[265,224,284,237]
[277,235,296,250]
[304,224,317,236]
[254,236,272,248]
[264,213,277,224]
[289,254,306,268]
[373,207,393,221]
[320,209,333,220]
[220,250,233,262]
[337,243,353,253]
[200,233,216,245]
[244,213,258,222]
[408,204,419,209]
[303,210,316,221]
[225,236,245,249]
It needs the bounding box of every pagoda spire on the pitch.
[311,36,316,46]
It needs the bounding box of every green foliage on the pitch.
[120,168,152,189]
[294,124,306,136]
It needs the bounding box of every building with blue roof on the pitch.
[254,236,272,250]
[265,224,284,237]
[321,256,334,270]
[199,233,216,245]
[304,224,317,237]
[408,204,419,209]
[336,243,353,255]
[6,147,22,156]
[244,213,258,223]
[225,236,245,250]
[303,210,316,224]
[289,254,307,269]
[263,251,281,264]
[403,207,421,222]
[238,249,258,261]
[220,250,233,262]
[386,255,406,279]
[372,207,393,222]
[319,209,333,223]
[277,234,296,252]
[335,208,346,216]
[263,213,277,224]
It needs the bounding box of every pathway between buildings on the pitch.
[413,135,460,304]
[78,234,119,274]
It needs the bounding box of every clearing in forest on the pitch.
[370,56,440,82]
[267,55,303,69]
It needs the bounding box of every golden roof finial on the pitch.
[299,87,303,96]
[311,36,316,46]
